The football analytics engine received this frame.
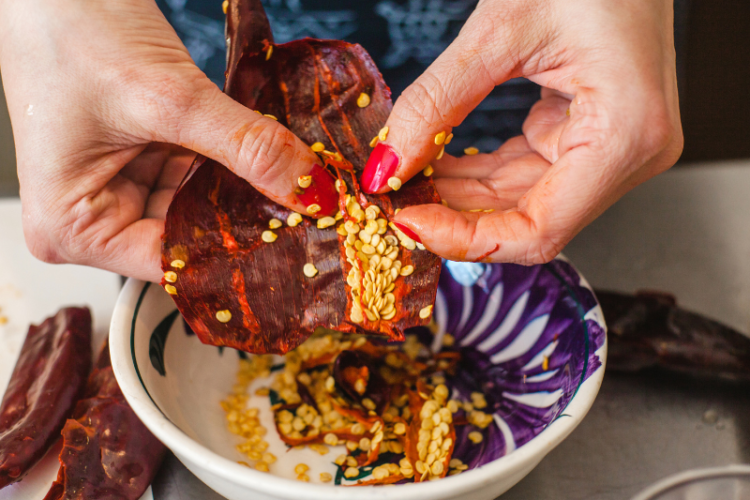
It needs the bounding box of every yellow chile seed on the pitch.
[306,204,321,214]
[269,218,283,229]
[164,271,177,283]
[445,132,454,144]
[216,310,232,323]
[344,467,359,478]
[335,179,347,193]
[298,175,313,189]
[369,135,379,148]
[222,0,228,13]
[324,433,338,446]
[265,45,273,60]
[357,93,371,108]
[261,230,277,243]
[400,265,414,277]
[263,453,277,464]
[297,473,310,482]
[264,114,278,121]
[423,165,434,176]
[334,454,347,466]
[387,177,402,191]
[419,305,433,319]
[431,461,445,476]
[311,142,325,152]
[346,456,358,467]
[434,131,446,145]
[359,437,371,451]
[464,146,479,155]
[287,212,303,227]
[294,463,310,475]
[255,461,270,472]
[170,259,186,269]
[320,472,333,483]
[378,126,389,142]
[449,458,463,468]
[434,384,449,400]
[362,398,376,410]
[468,431,484,444]
[436,146,445,160]
[394,422,407,435]
[317,216,336,229]
[164,284,178,295]
[303,263,318,278]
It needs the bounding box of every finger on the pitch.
[522,91,571,163]
[136,82,338,218]
[431,136,540,179]
[391,148,596,264]
[359,10,528,194]
[434,156,551,212]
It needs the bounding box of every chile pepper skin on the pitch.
[0,307,92,489]
[44,343,166,500]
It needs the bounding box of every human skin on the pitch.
[363,0,683,264]
[0,0,682,281]
[0,0,335,282]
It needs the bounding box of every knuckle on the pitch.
[396,75,448,129]
[22,212,64,265]
[525,238,563,265]
[237,124,299,189]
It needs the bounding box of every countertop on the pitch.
[2,160,749,500]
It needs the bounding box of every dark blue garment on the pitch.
[156,0,539,154]
[155,0,688,154]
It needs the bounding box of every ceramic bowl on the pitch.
[110,257,607,500]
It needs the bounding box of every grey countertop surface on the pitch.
[3,160,750,500]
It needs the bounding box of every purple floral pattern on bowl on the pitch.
[422,257,606,469]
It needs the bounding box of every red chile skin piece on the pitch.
[0,307,92,489]
[44,345,166,500]
[161,0,441,354]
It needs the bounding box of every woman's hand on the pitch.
[363,0,683,264]
[0,0,337,282]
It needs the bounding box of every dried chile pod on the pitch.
[598,289,750,381]
[161,0,441,355]
[0,307,92,489]
[44,343,166,500]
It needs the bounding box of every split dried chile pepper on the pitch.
[0,308,92,489]
[44,343,166,500]
[161,0,441,355]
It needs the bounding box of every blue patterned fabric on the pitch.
[156,0,540,151]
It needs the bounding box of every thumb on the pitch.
[150,82,338,218]
[359,11,524,194]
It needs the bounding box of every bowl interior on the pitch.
[124,258,606,485]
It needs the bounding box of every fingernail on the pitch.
[297,164,338,216]
[393,222,422,243]
[361,143,400,194]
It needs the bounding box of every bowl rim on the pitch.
[110,265,607,499]
[629,465,750,500]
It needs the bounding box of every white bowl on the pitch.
[110,258,607,500]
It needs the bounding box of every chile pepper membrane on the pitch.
[161,0,441,355]
[0,307,91,489]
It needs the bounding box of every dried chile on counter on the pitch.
[44,343,166,500]
[0,307,92,489]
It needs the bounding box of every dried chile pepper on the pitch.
[161,0,441,355]
[0,307,91,489]
[44,342,166,500]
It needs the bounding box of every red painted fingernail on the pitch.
[393,222,422,243]
[297,164,338,216]
[361,143,400,194]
